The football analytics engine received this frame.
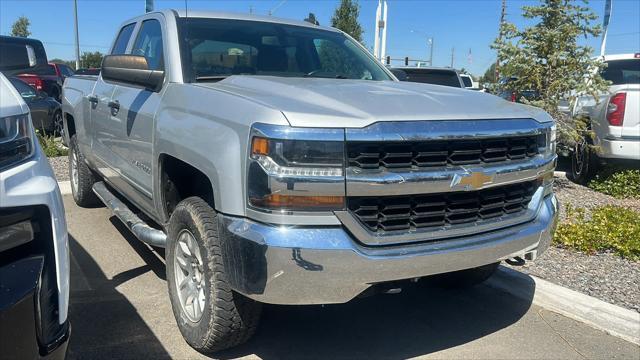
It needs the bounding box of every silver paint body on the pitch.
[62,10,558,305]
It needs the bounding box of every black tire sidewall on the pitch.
[166,198,219,349]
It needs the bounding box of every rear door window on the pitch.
[461,76,472,87]
[403,69,462,87]
[111,23,136,55]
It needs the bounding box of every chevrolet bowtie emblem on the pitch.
[452,170,495,190]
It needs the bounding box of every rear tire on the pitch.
[424,262,500,289]
[166,197,261,353]
[68,134,99,207]
[569,135,598,185]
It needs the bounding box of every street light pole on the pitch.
[428,37,434,66]
[73,0,80,69]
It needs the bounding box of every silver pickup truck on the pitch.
[63,10,558,353]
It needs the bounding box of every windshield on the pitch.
[602,59,640,85]
[400,68,462,87]
[178,18,392,82]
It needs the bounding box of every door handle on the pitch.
[107,100,120,110]
[87,95,98,105]
[108,100,120,115]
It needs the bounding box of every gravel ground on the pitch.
[511,170,640,312]
[48,156,69,182]
[510,247,640,312]
[47,155,640,311]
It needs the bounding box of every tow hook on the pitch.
[505,256,526,266]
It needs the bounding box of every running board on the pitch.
[92,182,167,248]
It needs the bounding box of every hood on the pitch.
[197,76,553,128]
[0,73,29,118]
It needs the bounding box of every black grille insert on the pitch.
[348,181,538,234]
[348,135,545,170]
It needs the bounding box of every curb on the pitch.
[487,266,640,345]
[58,180,71,195]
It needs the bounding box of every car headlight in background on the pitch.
[248,124,346,212]
[0,113,35,171]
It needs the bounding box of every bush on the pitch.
[554,205,640,260]
[588,169,640,199]
[36,130,68,157]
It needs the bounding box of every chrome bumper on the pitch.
[219,194,558,305]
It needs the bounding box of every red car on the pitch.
[16,62,74,101]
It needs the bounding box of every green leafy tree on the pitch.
[50,58,76,70]
[304,13,319,25]
[481,63,497,84]
[330,0,363,43]
[80,51,104,68]
[10,16,31,37]
[492,0,609,146]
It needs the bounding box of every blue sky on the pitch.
[1,0,638,76]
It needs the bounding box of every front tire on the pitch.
[68,134,99,207]
[166,197,261,353]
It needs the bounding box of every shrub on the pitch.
[36,130,68,157]
[554,205,640,260]
[588,169,640,199]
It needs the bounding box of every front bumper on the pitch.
[0,257,69,359]
[219,194,558,305]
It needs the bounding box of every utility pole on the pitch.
[450,47,454,68]
[495,0,506,81]
[73,0,80,69]
[373,0,388,61]
[428,37,434,66]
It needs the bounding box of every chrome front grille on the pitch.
[347,135,545,170]
[347,180,538,234]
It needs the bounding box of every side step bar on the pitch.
[92,182,167,248]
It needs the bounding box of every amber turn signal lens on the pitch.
[250,194,344,210]
[251,137,269,156]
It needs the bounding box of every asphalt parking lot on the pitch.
[63,194,640,359]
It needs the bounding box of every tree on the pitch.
[492,0,609,146]
[304,13,319,25]
[80,51,104,68]
[480,63,497,84]
[50,58,76,70]
[10,16,31,37]
[330,0,363,43]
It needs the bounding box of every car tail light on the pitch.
[34,78,43,91]
[510,92,517,102]
[607,92,626,126]
[634,53,640,59]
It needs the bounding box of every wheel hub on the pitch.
[174,229,206,322]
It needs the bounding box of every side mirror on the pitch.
[101,55,164,92]
[389,69,408,81]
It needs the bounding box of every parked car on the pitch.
[8,76,63,135]
[0,35,70,360]
[459,73,480,90]
[390,66,465,87]
[15,62,72,102]
[498,77,540,103]
[569,53,640,183]
[74,67,100,76]
[63,10,557,353]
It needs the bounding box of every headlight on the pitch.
[0,113,35,170]
[247,124,345,212]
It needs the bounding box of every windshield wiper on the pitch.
[195,75,231,82]
[304,71,349,79]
